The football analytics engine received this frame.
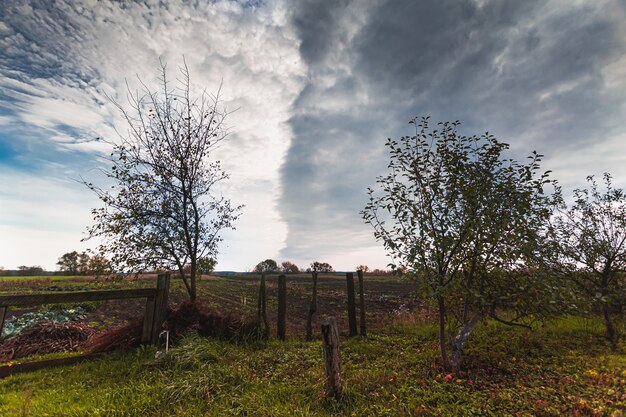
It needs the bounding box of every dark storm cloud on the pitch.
[279,0,626,263]
[291,0,351,64]
[355,0,624,147]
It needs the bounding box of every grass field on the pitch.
[0,274,624,416]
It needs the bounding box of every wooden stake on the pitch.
[357,269,366,337]
[277,274,287,340]
[321,317,342,398]
[0,306,7,338]
[306,272,318,341]
[258,274,269,338]
[346,272,357,337]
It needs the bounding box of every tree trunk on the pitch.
[306,272,318,341]
[602,303,617,346]
[189,268,197,302]
[448,313,481,373]
[178,265,193,301]
[437,295,450,371]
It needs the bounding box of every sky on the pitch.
[1,0,626,272]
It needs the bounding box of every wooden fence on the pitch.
[0,274,170,377]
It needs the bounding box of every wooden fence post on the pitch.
[0,306,7,338]
[277,274,287,341]
[346,272,357,337]
[141,297,156,343]
[258,274,269,338]
[306,272,318,341]
[357,270,366,337]
[321,316,342,398]
[150,273,170,343]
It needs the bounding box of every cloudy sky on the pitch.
[1,0,625,272]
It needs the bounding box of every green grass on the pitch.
[0,317,624,417]
[0,276,79,282]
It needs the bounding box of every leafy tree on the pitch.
[254,259,279,273]
[197,257,217,276]
[84,61,242,301]
[57,251,82,275]
[86,255,114,277]
[362,117,560,372]
[281,261,300,274]
[58,251,95,275]
[355,265,370,273]
[310,261,334,273]
[547,173,626,344]
[77,252,91,275]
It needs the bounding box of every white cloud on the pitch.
[0,168,100,270]
[0,0,306,270]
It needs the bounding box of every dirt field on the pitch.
[0,273,428,341]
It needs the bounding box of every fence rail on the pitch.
[0,288,157,307]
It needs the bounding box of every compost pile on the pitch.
[166,301,257,340]
[85,319,144,354]
[0,320,95,361]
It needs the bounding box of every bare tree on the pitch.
[84,60,242,301]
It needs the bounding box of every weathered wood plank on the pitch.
[0,288,157,307]
[150,273,170,344]
[142,297,156,343]
[0,353,104,378]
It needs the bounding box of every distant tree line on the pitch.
[252,259,338,274]
[56,251,114,276]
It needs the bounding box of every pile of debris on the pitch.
[167,301,258,341]
[0,320,95,361]
[85,320,144,354]
[0,302,259,363]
